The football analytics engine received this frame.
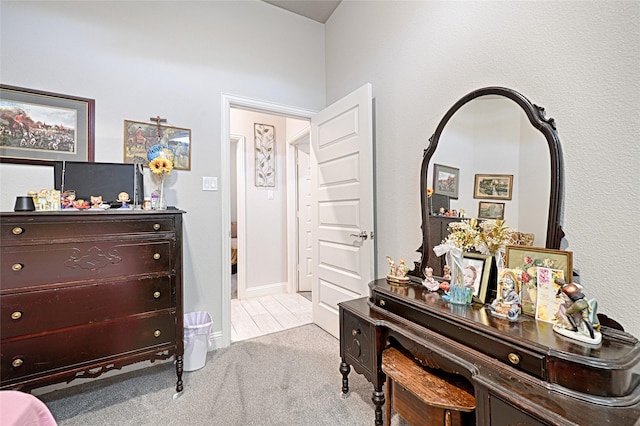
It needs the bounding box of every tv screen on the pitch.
[54,161,144,206]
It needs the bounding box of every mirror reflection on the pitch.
[412,87,564,281]
[428,95,550,244]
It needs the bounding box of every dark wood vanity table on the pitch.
[340,87,639,425]
[0,210,185,393]
[340,280,640,425]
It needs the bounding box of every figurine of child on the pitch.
[553,280,601,344]
[91,195,103,209]
[423,267,440,291]
[118,192,131,209]
[488,270,521,321]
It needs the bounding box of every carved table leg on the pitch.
[340,358,351,398]
[175,355,184,393]
[372,386,385,426]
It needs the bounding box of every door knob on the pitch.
[349,231,368,240]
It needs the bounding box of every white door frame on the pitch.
[221,93,316,347]
[286,127,310,294]
[230,134,247,300]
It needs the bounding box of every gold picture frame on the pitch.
[505,246,573,316]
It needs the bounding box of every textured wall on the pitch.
[326,1,640,337]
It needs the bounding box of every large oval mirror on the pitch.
[412,87,564,279]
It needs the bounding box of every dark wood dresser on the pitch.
[1,210,185,393]
[339,279,640,425]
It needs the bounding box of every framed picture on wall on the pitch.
[0,84,95,166]
[255,123,275,187]
[474,174,513,200]
[478,201,505,219]
[433,163,459,199]
[124,120,191,170]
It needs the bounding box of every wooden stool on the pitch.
[381,347,476,426]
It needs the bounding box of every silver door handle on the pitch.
[349,231,368,240]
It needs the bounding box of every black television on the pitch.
[54,161,144,206]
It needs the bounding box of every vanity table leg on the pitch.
[372,386,385,426]
[175,355,184,393]
[340,358,351,397]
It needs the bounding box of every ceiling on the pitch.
[263,0,342,24]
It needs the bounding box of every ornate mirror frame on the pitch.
[412,87,564,279]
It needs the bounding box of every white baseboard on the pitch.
[208,330,225,350]
[244,281,287,299]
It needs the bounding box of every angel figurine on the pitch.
[386,256,410,285]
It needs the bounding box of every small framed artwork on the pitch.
[433,163,459,199]
[0,84,95,166]
[478,201,505,219]
[255,123,275,187]
[505,246,573,316]
[124,120,191,170]
[474,174,513,200]
[462,252,493,303]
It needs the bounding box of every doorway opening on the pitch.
[221,94,316,345]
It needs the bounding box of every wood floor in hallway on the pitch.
[231,293,312,342]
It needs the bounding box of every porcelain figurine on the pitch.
[488,269,521,321]
[422,267,440,291]
[386,256,410,285]
[553,280,602,345]
[118,191,131,209]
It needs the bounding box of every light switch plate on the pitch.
[202,176,218,191]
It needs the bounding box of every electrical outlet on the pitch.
[202,176,218,191]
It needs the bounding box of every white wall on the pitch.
[0,1,325,341]
[230,109,288,291]
[326,1,640,337]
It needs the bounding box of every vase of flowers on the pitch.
[149,157,173,210]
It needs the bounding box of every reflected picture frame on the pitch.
[0,84,95,166]
[478,201,505,219]
[474,174,513,200]
[433,163,459,199]
[462,252,493,303]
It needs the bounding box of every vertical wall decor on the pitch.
[254,123,275,187]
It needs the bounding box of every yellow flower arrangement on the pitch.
[426,187,434,198]
[149,157,173,175]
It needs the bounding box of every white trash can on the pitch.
[183,311,213,372]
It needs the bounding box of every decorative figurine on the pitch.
[422,267,440,291]
[488,269,521,321]
[61,190,77,210]
[386,256,410,285]
[442,265,452,280]
[117,191,131,209]
[91,195,103,209]
[552,280,602,345]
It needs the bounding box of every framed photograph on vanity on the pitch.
[478,201,505,220]
[0,84,95,166]
[433,163,459,199]
[124,120,191,170]
[505,246,573,317]
[474,174,513,200]
[462,252,493,303]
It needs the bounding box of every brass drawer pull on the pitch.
[153,253,161,260]
[352,328,360,336]
[379,299,385,306]
[12,227,24,235]
[153,223,161,230]
[153,291,161,299]
[154,330,161,338]
[12,263,23,272]
[11,311,22,320]
[508,352,521,365]
[12,358,24,368]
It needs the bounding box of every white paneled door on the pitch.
[311,83,374,338]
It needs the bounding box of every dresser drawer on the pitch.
[1,276,174,338]
[1,217,175,245]
[341,309,374,377]
[1,240,173,291]
[1,311,177,384]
